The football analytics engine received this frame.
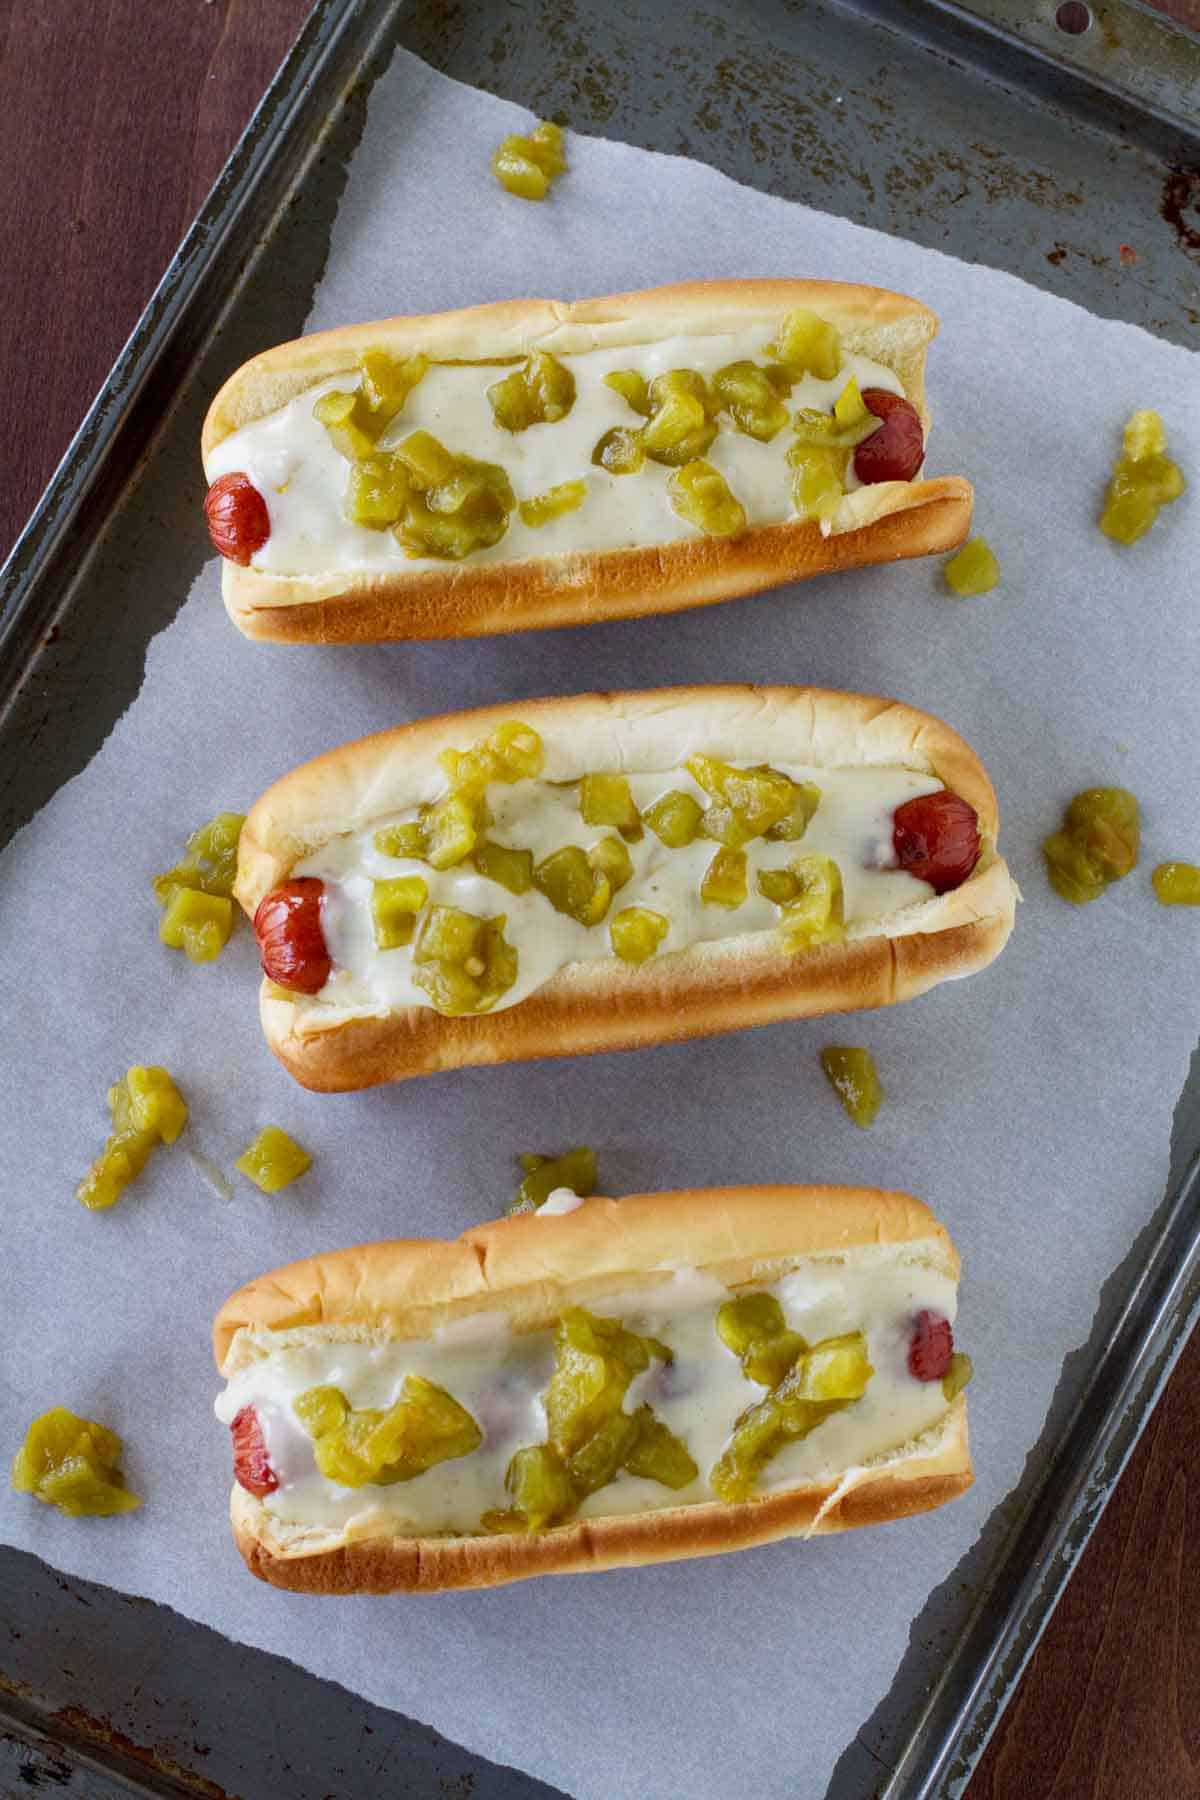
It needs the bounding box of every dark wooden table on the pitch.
[2,4,1197,1796]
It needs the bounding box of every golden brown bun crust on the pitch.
[213,1184,958,1367]
[220,481,972,643]
[216,1186,970,1592]
[234,685,1017,1092]
[200,280,971,642]
[230,1404,971,1593]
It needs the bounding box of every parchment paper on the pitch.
[3,47,1198,1800]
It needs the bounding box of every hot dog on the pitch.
[213,1185,973,1593]
[234,685,1017,1093]
[200,280,972,643]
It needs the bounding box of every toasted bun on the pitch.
[201,280,972,642]
[235,685,1018,1092]
[215,1186,972,1592]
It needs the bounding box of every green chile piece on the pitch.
[819,1046,884,1129]
[711,1329,873,1503]
[778,855,845,951]
[643,790,704,848]
[370,876,428,950]
[942,1352,974,1403]
[667,460,746,537]
[487,351,576,432]
[712,361,790,441]
[765,308,842,379]
[1042,787,1139,904]
[518,481,586,528]
[603,369,652,416]
[411,908,517,1016]
[295,1377,481,1488]
[700,846,748,909]
[592,426,646,475]
[532,838,629,925]
[641,387,718,467]
[473,840,534,895]
[609,906,670,965]
[508,1146,598,1216]
[390,430,515,561]
[687,755,796,847]
[580,772,643,841]
[482,1308,693,1533]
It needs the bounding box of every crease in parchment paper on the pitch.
[1,45,1197,1800]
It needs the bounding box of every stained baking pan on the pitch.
[2,0,1199,1795]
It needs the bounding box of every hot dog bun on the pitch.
[235,685,1018,1092]
[215,1185,972,1593]
[201,280,972,643]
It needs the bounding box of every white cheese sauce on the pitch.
[204,329,906,576]
[215,1246,958,1537]
[294,761,942,1018]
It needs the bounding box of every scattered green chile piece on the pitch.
[942,1352,974,1404]
[159,887,234,964]
[589,835,634,895]
[533,843,618,925]
[610,906,670,964]
[591,426,646,475]
[314,352,427,462]
[580,772,643,841]
[788,441,847,524]
[473,840,534,895]
[765,780,821,842]
[641,377,719,467]
[643,789,704,848]
[791,407,879,451]
[1153,861,1200,906]
[667,459,746,536]
[153,811,244,903]
[820,1047,884,1129]
[711,1328,873,1503]
[765,308,842,380]
[778,855,845,951]
[295,1377,482,1486]
[77,1067,188,1212]
[487,351,576,432]
[944,538,1001,597]
[716,1293,807,1390]
[347,455,413,529]
[712,361,790,441]
[700,846,748,909]
[491,120,566,201]
[235,1127,311,1194]
[371,876,428,950]
[382,430,515,561]
[373,722,543,874]
[509,1146,598,1215]
[604,369,652,416]
[1042,788,1139,904]
[757,867,801,905]
[11,1409,141,1517]
[687,754,796,847]
[1099,409,1185,545]
[518,480,587,528]
[411,908,517,1016]
[154,811,245,963]
[481,1308,694,1532]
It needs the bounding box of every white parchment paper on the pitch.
[3,47,1199,1800]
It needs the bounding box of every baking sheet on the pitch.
[2,44,1198,1800]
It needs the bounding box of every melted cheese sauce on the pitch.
[215,1247,959,1537]
[204,329,906,575]
[294,761,941,1018]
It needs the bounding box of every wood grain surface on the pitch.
[1,4,1197,1798]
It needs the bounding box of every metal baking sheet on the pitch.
[2,1,1198,1794]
